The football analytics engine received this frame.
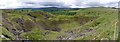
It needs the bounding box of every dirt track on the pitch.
[113,21,118,40]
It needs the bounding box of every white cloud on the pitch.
[0,0,119,9]
[100,0,119,3]
[0,0,22,9]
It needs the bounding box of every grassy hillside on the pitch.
[1,7,118,40]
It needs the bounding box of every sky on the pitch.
[0,0,119,9]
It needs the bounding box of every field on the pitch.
[0,7,118,40]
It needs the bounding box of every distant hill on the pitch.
[16,7,80,10]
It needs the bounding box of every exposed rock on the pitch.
[85,28,93,32]
[27,14,37,18]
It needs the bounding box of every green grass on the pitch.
[2,27,15,40]
[74,8,118,40]
[20,28,59,40]
[1,7,118,40]
[59,21,80,31]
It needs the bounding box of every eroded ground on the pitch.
[1,7,118,40]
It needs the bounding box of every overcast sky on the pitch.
[0,0,119,9]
